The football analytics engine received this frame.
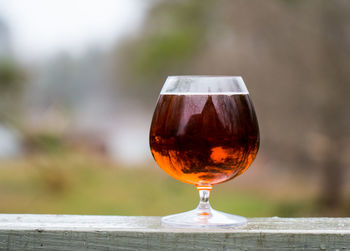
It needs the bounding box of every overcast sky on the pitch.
[0,0,149,60]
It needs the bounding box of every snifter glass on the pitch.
[149,76,259,228]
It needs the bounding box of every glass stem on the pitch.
[197,186,212,215]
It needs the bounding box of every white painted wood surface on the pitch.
[0,214,349,250]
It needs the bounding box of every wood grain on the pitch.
[0,214,349,250]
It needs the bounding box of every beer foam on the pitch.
[160,92,249,95]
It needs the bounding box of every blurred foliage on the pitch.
[1,151,346,216]
[0,59,23,91]
[115,0,212,103]
[0,58,25,123]
[133,29,199,77]
[132,1,209,76]
[23,131,66,154]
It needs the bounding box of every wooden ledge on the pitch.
[0,214,349,250]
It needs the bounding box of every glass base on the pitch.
[161,207,247,228]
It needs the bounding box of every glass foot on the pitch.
[161,207,247,228]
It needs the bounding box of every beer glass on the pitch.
[149,76,259,228]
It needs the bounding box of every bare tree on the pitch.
[318,0,350,208]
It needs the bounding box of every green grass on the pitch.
[0,152,331,217]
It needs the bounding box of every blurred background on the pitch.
[0,0,349,217]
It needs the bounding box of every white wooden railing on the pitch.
[0,214,349,250]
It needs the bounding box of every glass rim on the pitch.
[167,75,243,79]
[162,75,248,95]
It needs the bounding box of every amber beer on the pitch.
[150,94,259,186]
